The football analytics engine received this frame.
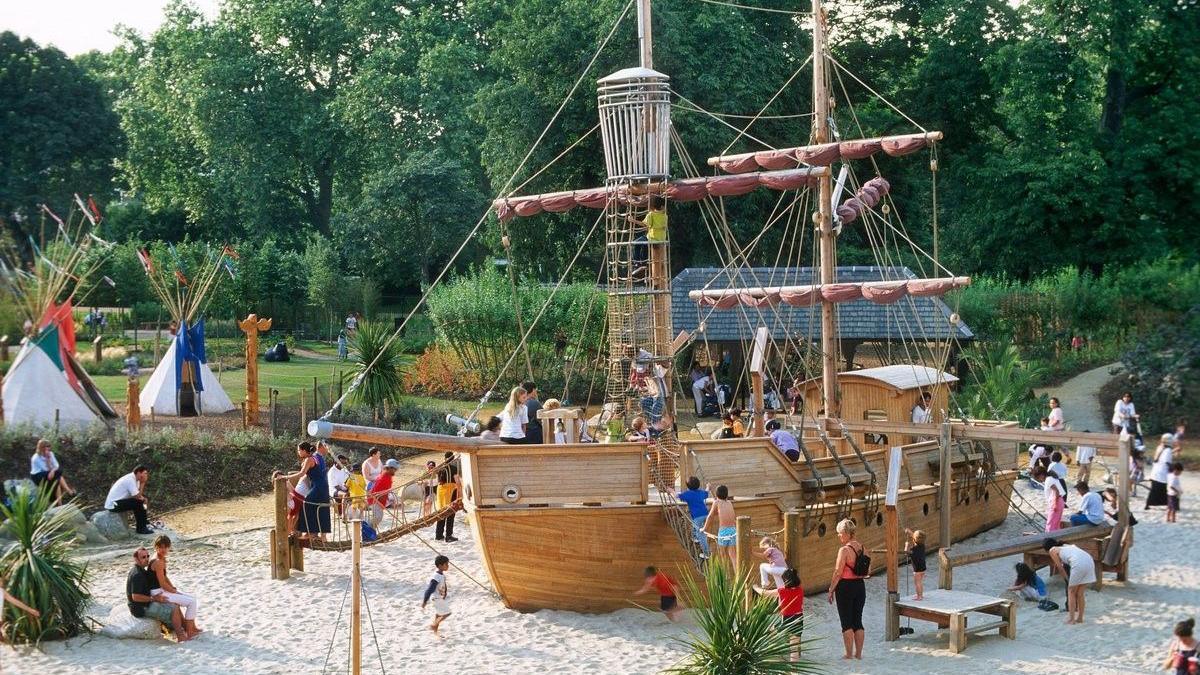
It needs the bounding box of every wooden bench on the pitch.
[938,523,1112,590]
[892,589,1015,653]
[1023,536,1108,591]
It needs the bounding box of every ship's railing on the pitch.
[466,442,649,507]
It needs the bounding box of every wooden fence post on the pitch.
[93,335,103,362]
[783,510,801,571]
[126,378,141,431]
[300,393,307,438]
[272,476,290,580]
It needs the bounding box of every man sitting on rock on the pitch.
[126,548,189,641]
[106,465,153,535]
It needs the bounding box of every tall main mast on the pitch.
[812,0,840,418]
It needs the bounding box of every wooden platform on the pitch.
[891,589,1015,653]
[938,523,1112,590]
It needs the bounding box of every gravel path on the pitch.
[1036,361,1121,433]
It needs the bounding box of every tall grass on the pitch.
[0,487,92,644]
[669,563,822,674]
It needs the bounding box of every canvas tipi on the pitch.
[0,200,119,428]
[136,244,237,417]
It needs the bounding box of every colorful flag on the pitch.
[73,194,96,226]
[87,195,103,223]
[137,248,155,274]
[40,204,64,227]
[221,244,240,260]
[174,269,190,287]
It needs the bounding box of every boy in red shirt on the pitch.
[634,566,684,622]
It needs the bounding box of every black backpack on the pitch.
[849,542,871,577]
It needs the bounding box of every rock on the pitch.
[48,503,88,527]
[91,510,132,541]
[98,605,164,640]
[76,521,109,545]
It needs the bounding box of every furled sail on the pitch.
[687,276,971,308]
[493,166,828,222]
[706,131,942,173]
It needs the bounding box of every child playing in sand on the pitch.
[1165,618,1198,675]
[1007,562,1056,610]
[1168,462,1184,523]
[633,566,683,622]
[904,528,926,600]
[758,536,787,589]
[703,485,738,566]
[756,568,804,661]
[422,555,452,634]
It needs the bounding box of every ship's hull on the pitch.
[461,432,1019,613]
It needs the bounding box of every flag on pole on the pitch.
[137,248,155,274]
[73,194,96,226]
[174,269,190,287]
[40,204,64,227]
[87,195,103,224]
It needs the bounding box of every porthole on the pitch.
[818,522,827,537]
[875,512,883,527]
[984,491,990,503]
[965,495,971,506]
[501,485,521,504]
[922,502,930,516]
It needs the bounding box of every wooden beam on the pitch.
[736,515,752,606]
[308,420,497,452]
[783,510,801,571]
[272,477,289,580]
[837,420,1120,451]
[749,327,768,438]
[351,518,362,675]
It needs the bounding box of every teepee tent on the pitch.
[0,199,118,428]
[136,244,238,417]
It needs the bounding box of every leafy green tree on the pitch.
[0,32,121,240]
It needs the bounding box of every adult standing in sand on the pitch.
[1111,392,1137,434]
[1147,434,1176,510]
[1043,539,1095,625]
[363,448,384,491]
[828,518,867,660]
[278,442,331,542]
[702,485,737,566]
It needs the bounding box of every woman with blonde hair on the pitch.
[498,387,529,444]
[828,518,867,660]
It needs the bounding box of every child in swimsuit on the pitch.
[904,528,927,600]
[703,485,737,567]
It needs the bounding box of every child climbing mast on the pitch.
[627,195,667,285]
[422,555,452,635]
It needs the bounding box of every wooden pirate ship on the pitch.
[297,0,1108,613]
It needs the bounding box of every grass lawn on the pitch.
[91,355,354,406]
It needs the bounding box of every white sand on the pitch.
[7,471,1198,674]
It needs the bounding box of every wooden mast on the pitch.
[812,0,839,419]
[637,0,653,69]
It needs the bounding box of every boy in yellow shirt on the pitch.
[345,463,367,520]
[628,195,667,282]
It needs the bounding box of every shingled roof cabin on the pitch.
[671,266,974,402]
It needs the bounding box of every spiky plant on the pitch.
[669,563,822,675]
[0,487,91,644]
[348,320,408,413]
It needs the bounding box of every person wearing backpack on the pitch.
[827,518,868,660]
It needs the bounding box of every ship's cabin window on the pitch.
[863,409,888,422]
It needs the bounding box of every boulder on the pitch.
[48,503,88,527]
[91,510,132,541]
[76,521,109,545]
[98,605,164,640]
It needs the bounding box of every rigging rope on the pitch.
[319,0,636,421]
[691,0,811,15]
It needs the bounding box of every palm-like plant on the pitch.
[348,320,408,412]
[956,343,1047,426]
[0,487,91,644]
[669,563,822,674]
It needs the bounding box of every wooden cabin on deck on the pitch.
[799,364,958,447]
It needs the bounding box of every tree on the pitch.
[0,32,121,240]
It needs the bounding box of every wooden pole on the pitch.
[239,314,272,426]
[783,510,801,570]
[351,518,362,675]
[93,335,103,362]
[735,515,752,605]
[884,447,902,641]
[812,0,839,419]
[126,378,141,431]
[300,393,307,438]
[938,421,952,550]
[272,476,290,580]
[749,326,768,438]
[0,372,5,424]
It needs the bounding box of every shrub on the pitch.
[954,343,1047,426]
[0,487,92,644]
[347,320,408,411]
[668,563,820,674]
[404,345,485,399]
